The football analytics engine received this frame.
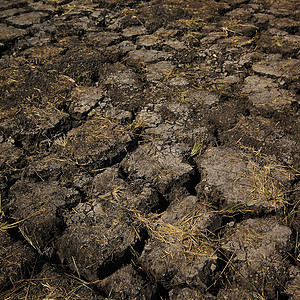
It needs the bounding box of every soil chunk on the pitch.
[56,199,142,282]
[0,231,36,292]
[0,23,26,41]
[99,265,157,299]
[7,12,48,28]
[221,217,292,299]
[139,196,220,292]
[6,180,80,254]
[196,146,294,214]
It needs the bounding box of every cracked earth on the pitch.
[0,0,299,299]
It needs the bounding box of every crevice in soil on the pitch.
[153,191,169,214]
[104,138,139,168]
[97,228,148,280]
[118,164,129,181]
[277,291,290,300]
[156,282,170,300]
[183,163,201,196]
[213,128,221,146]
[206,251,231,296]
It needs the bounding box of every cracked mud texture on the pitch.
[0,0,299,299]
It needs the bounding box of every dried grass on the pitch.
[97,186,217,262]
[67,117,129,144]
[135,209,217,263]
[245,163,289,210]
[0,274,93,300]
[237,143,296,211]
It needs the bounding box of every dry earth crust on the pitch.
[0,0,299,299]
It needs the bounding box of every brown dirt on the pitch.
[0,0,299,299]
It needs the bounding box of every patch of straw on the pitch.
[134,210,217,262]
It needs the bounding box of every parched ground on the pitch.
[0,0,299,299]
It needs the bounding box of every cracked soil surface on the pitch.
[0,0,299,299]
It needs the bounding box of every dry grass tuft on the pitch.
[237,144,297,211]
[0,273,94,300]
[245,163,289,210]
[20,102,66,129]
[135,209,217,262]
[68,117,129,144]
